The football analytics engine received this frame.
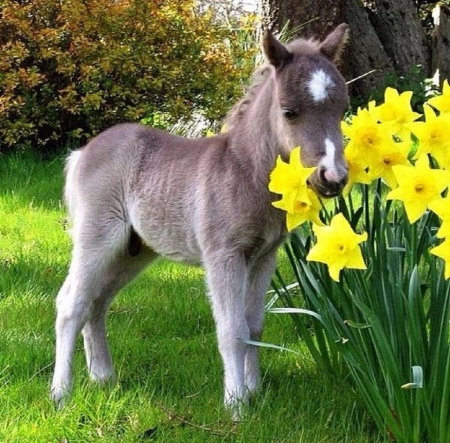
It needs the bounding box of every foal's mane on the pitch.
[224,65,271,131]
[224,37,322,131]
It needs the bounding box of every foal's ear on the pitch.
[263,30,292,69]
[319,23,350,63]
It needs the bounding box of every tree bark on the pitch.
[342,0,395,99]
[366,0,429,76]
[261,0,432,101]
[261,0,344,40]
[432,3,450,86]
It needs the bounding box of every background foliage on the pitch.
[0,0,256,154]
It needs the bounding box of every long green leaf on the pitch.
[238,338,302,355]
[268,307,324,323]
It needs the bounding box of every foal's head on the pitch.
[264,24,350,197]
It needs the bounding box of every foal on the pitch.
[51,24,350,417]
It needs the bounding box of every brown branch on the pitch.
[154,401,238,438]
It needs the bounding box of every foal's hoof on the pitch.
[50,386,70,410]
[225,395,249,422]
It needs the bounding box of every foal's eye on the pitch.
[282,108,298,121]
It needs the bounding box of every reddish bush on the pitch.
[0,0,254,153]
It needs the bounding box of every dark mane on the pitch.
[224,65,272,131]
[285,37,321,55]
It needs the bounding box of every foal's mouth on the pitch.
[307,179,347,199]
[320,188,343,198]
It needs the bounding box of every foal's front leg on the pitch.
[205,256,250,418]
[245,250,278,395]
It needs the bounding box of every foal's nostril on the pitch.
[319,167,327,184]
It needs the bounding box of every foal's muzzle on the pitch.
[309,166,348,198]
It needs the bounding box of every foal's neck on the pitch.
[228,73,282,182]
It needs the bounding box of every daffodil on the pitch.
[387,155,450,223]
[427,79,450,114]
[430,237,450,279]
[269,147,315,201]
[269,146,319,231]
[428,197,450,238]
[369,87,421,140]
[342,108,395,171]
[273,187,323,231]
[342,146,372,196]
[306,213,368,282]
[367,140,412,189]
[406,105,450,168]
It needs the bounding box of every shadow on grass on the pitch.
[1,263,61,304]
[0,154,65,212]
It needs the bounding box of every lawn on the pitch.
[0,153,383,442]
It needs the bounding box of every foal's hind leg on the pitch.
[51,221,154,406]
[81,241,155,385]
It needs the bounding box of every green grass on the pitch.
[0,153,383,442]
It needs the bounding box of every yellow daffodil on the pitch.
[430,237,450,279]
[343,107,412,188]
[342,146,372,196]
[369,87,421,140]
[427,79,450,114]
[342,108,395,171]
[406,105,450,168]
[387,155,450,223]
[428,197,450,238]
[273,187,323,231]
[269,147,315,199]
[306,213,368,282]
[367,140,412,189]
[269,147,319,231]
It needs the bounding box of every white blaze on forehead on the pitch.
[308,69,334,102]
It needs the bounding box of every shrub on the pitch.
[0,0,255,153]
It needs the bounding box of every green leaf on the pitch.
[268,307,324,324]
[343,319,371,329]
[238,338,301,355]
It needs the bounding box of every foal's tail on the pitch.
[64,150,83,221]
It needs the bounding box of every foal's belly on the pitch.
[150,240,202,266]
[130,210,203,266]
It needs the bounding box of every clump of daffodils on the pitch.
[269,148,368,282]
[269,81,450,281]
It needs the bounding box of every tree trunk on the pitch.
[342,0,395,99]
[261,0,432,101]
[432,3,450,86]
[366,0,429,76]
[261,0,344,39]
